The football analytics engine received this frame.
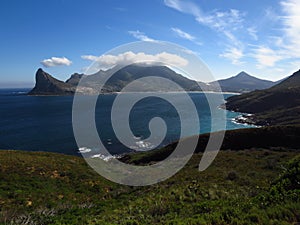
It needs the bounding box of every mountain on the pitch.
[226,69,300,125]
[28,69,76,95]
[98,64,201,92]
[28,67,280,95]
[28,65,202,95]
[208,71,277,93]
[68,64,202,92]
[65,73,86,86]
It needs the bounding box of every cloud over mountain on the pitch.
[81,51,188,70]
[41,57,72,67]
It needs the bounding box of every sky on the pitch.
[0,0,300,87]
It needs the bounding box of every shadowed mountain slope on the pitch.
[226,69,300,125]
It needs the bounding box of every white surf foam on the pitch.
[78,147,92,154]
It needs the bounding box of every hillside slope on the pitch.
[1,126,300,224]
[226,69,300,125]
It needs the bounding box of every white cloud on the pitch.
[253,46,282,68]
[165,0,244,35]
[171,27,202,45]
[180,48,199,56]
[164,0,246,64]
[223,30,242,49]
[128,30,156,42]
[280,0,300,57]
[247,27,258,40]
[81,51,188,70]
[220,47,244,65]
[164,0,299,73]
[252,0,300,68]
[164,0,203,18]
[200,9,245,32]
[41,57,72,67]
[171,27,195,41]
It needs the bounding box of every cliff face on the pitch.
[28,69,76,95]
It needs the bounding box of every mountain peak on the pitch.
[35,68,55,83]
[36,67,50,75]
[65,73,86,86]
[236,71,251,78]
[37,68,44,73]
[209,71,276,93]
[28,68,75,95]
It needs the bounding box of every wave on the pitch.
[129,140,155,151]
[91,153,122,161]
[231,114,260,127]
[78,147,92,154]
[78,146,123,161]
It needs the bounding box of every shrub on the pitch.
[227,171,238,181]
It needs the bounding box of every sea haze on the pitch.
[0,88,254,156]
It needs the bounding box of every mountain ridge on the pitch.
[28,66,281,95]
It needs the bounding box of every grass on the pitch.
[122,125,300,165]
[0,147,299,224]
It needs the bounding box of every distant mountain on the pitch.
[65,73,86,86]
[28,67,282,96]
[208,71,277,93]
[226,69,300,125]
[28,65,202,95]
[98,64,201,92]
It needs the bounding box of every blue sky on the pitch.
[1,0,299,87]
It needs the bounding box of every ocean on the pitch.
[0,88,254,157]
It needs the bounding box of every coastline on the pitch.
[25,90,242,96]
[231,113,261,127]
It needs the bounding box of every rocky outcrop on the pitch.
[28,69,76,95]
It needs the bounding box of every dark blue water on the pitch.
[0,88,253,156]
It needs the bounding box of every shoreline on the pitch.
[25,91,241,97]
[226,107,270,127]
[231,113,261,127]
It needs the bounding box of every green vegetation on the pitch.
[0,145,299,224]
[123,125,300,165]
[0,125,299,224]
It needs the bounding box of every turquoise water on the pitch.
[0,89,253,156]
